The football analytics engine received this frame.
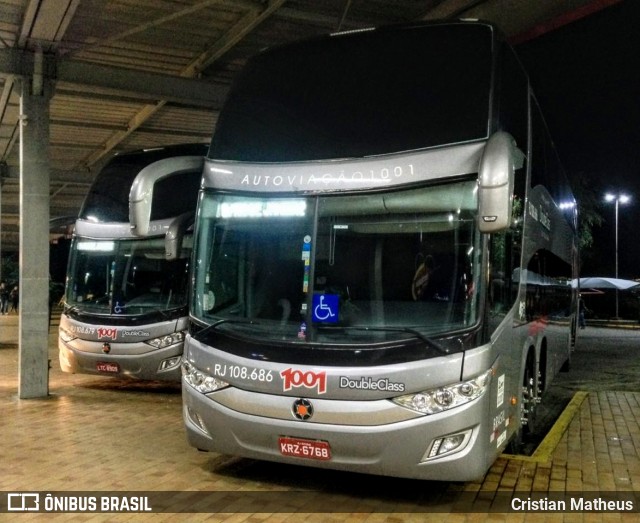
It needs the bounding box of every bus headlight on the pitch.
[145,331,185,349]
[392,369,492,415]
[182,360,229,394]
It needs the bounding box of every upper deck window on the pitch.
[210,23,493,162]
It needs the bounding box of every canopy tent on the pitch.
[573,277,640,291]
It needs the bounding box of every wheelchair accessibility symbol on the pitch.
[312,294,339,323]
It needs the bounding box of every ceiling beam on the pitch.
[77,0,286,169]
[1,201,83,216]
[17,0,41,48]
[0,48,229,108]
[0,76,16,122]
[57,60,228,108]
[3,164,94,183]
[53,86,212,109]
[185,0,287,76]
[63,0,260,59]
[49,119,212,139]
[77,102,167,168]
[50,118,128,132]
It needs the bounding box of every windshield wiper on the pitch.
[316,325,449,354]
[194,318,260,341]
[64,304,82,316]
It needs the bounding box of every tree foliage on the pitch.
[568,171,604,267]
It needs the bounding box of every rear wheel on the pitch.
[521,355,538,436]
[506,352,538,453]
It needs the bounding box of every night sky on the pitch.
[516,0,640,279]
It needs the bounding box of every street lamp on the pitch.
[604,192,631,318]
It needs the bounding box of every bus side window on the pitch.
[526,248,573,322]
[488,115,526,326]
[489,225,521,326]
[489,232,509,316]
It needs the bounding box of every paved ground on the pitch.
[523,326,640,455]
[1,313,639,521]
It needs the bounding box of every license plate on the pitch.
[278,436,331,461]
[96,361,120,373]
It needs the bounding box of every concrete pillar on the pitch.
[18,77,51,399]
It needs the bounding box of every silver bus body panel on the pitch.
[129,156,204,236]
[183,379,493,482]
[185,336,464,401]
[182,337,510,481]
[203,141,485,194]
[59,309,186,381]
[209,387,420,426]
[74,218,177,239]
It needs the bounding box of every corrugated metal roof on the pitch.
[0,0,610,251]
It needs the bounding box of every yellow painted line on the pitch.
[502,390,589,463]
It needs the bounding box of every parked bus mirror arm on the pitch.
[129,156,203,236]
[477,132,523,234]
[165,211,194,260]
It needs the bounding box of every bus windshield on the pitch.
[66,236,192,316]
[192,180,481,344]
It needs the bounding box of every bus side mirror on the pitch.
[129,156,203,236]
[165,211,194,260]
[477,132,524,233]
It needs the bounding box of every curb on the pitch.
[501,390,588,463]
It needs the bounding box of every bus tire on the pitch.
[521,351,538,436]
[507,351,537,454]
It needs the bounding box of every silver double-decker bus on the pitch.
[59,144,207,381]
[182,22,578,480]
